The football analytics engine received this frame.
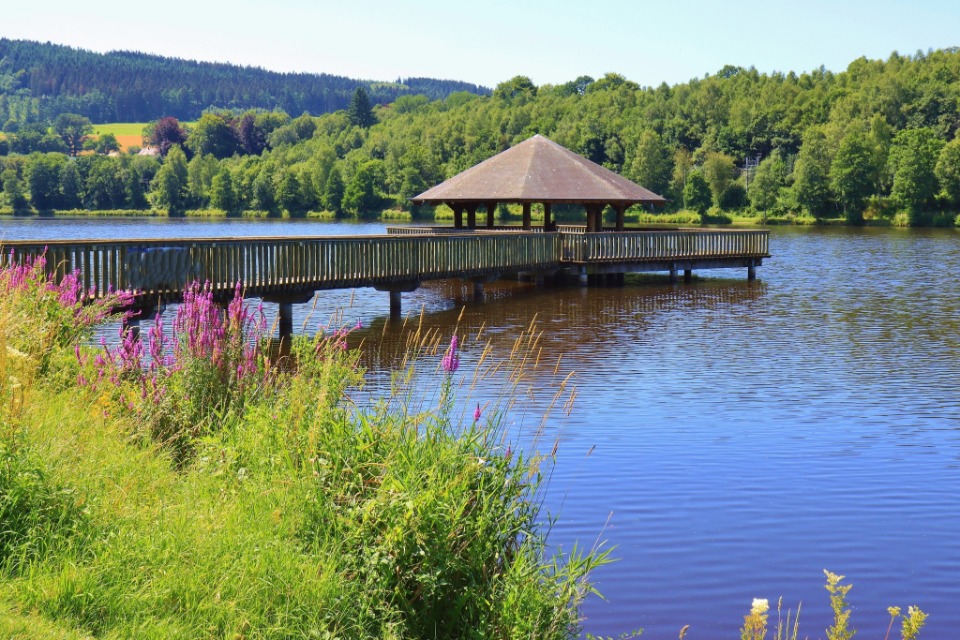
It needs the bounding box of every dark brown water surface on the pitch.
[5,218,960,638]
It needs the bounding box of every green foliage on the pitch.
[92,132,120,155]
[187,112,240,159]
[25,152,65,210]
[793,127,832,217]
[684,170,713,214]
[343,160,386,216]
[322,165,345,214]
[628,130,671,195]
[0,38,489,123]
[149,144,189,214]
[0,442,88,575]
[347,88,376,128]
[1,167,28,212]
[935,135,960,204]
[888,127,944,213]
[749,149,788,213]
[831,130,874,224]
[824,570,854,640]
[52,113,92,156]
[8,46,960,225]
[702,151,737,206]
[494,75,538,102]
[209,168,238,214]
[719,182,749,210]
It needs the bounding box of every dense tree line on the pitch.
[0,39,489,124]
[4,48,960,225]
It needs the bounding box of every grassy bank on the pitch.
[4,204,959,228]
[0,258,604,638]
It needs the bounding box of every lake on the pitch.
[3,216,958,638]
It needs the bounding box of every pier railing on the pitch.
[2,233,561,301]
[2,228,768,303]
[560,229,769,263]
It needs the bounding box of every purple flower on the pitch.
[441,335,460,373]
[473,403,482,422]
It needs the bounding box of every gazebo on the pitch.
[411,134,666,232]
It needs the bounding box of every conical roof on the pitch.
[412,134,665,206]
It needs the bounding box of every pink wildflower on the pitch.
[441,335,460,373]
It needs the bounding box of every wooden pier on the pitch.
[2,227,769,322]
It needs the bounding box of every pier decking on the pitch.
[2,227,769,320]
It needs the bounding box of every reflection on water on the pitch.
[8,217,960,638]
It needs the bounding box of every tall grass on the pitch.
[1,261,606,637]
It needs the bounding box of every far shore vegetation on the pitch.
[3,48,960,229]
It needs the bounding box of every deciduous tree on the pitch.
[210,169,239,215]
[322,166,345,214]
[26,152,65,210]
[935,135,960,205]
[830,130,874,224]
[149,145,189,214]
[187,113,240,159]
[748,150,787,213]
[702,151,737,206]
[683,170,712,214]
[888,127,944,215]
[53,113,93,156]
[792,128,832,218]
[147,117,188,157]
[628,130,672,196]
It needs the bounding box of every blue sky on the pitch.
[5,0,958,89]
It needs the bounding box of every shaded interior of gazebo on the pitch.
[411,134,666,232]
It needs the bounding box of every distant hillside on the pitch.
[0,38,490,124]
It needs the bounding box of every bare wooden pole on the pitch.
[522,202,532,230]
[486,201,496,228]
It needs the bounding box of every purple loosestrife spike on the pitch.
[441,334,460,373]
[474,403,482,422]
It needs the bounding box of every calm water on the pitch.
[4,217,959,638]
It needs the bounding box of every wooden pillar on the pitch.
[278,302,293,340]
[453,205,464,229]
[544,203,552,231]
[684,269,692,283]
[748,264,757,281]
[466,203,478,229]
[485,201,496,229]
[586,205,601,232]
[614,204,626,232]
[522,202,532,230]
[669,265,678,283]
[389,290,402,317]
[122,315,142,342]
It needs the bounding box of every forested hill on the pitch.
[0,38,490,123]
